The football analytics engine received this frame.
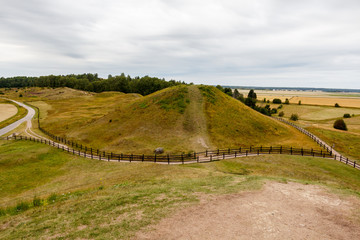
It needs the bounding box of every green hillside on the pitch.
[29,85,318,154]
[199,86,318,149]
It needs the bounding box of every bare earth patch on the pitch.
[0,104,17,122]
[136,182,360,240]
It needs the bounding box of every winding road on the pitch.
[0,99,35,137]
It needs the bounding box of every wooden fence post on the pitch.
[354,161,356,168]
[167,154,170,164]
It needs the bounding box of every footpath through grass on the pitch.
[1,140,360,239]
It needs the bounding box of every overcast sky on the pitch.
[1,0,360,89]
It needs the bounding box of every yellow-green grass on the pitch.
[1,87,94,101]
[306,127,360,160]
[33,85,320,154]
[1,140,360,239]
[66,85,197,153]
[199,86,318,149]
[0,100,28,131]
[30,91,141,139]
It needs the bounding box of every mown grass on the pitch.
[306,127,360,160]
[1,140,360,239]
[0,100,28,131]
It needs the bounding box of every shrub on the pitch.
[298,100,301,105]
[333,119,347,131]
[343,113,351,118]
[335,103,340,107]
[285,98,290,104]
[33,197,42,207]
[16,202,29,212]
[290,114,299,121]
[278,111,284,117]
[277,104,283,109]
[272,98,282,104]
[271,108,278,114]
[19,93,23,97]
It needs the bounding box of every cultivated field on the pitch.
[238,89,360,108]
[0,103,17,122]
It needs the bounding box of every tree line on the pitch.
[0,73,186,96]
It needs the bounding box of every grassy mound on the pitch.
[29,85,318,154]
[69,85,204,153]
[199,86,318,148]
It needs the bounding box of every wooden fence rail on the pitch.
[1,103,357,169]
[1,135,359,169]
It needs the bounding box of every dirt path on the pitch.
[136,181,360,240]
[183,85,211,150]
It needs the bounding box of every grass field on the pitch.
[306,127,360,160]
[259,103,360,121]
[0,100,28,131]
[0,140,359,239]
[1,86,320,154]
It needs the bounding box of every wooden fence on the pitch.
[0,103,357,169]
[1,134,359,169]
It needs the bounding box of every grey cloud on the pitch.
[0,0,359,88]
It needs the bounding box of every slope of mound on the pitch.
[199,86,318,148]
[69,85,212,154]
[34,85,319,154]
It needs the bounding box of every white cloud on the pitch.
[0,0,359,88]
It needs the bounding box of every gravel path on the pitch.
[0,99,35,137]
[136,181,360,240]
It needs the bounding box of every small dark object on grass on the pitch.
[334,119,347,131]
[335,103,340,107]
[290,114,299,121]
[343,113,351,118]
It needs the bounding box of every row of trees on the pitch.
[0,73,185,96]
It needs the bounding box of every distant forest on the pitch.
[0,73,186,96]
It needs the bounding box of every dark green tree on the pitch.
[333,119,347,130]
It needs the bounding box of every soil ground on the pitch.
[0,103,17,122]
[136,181,360,240]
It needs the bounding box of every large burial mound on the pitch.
[34,85,318,154]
